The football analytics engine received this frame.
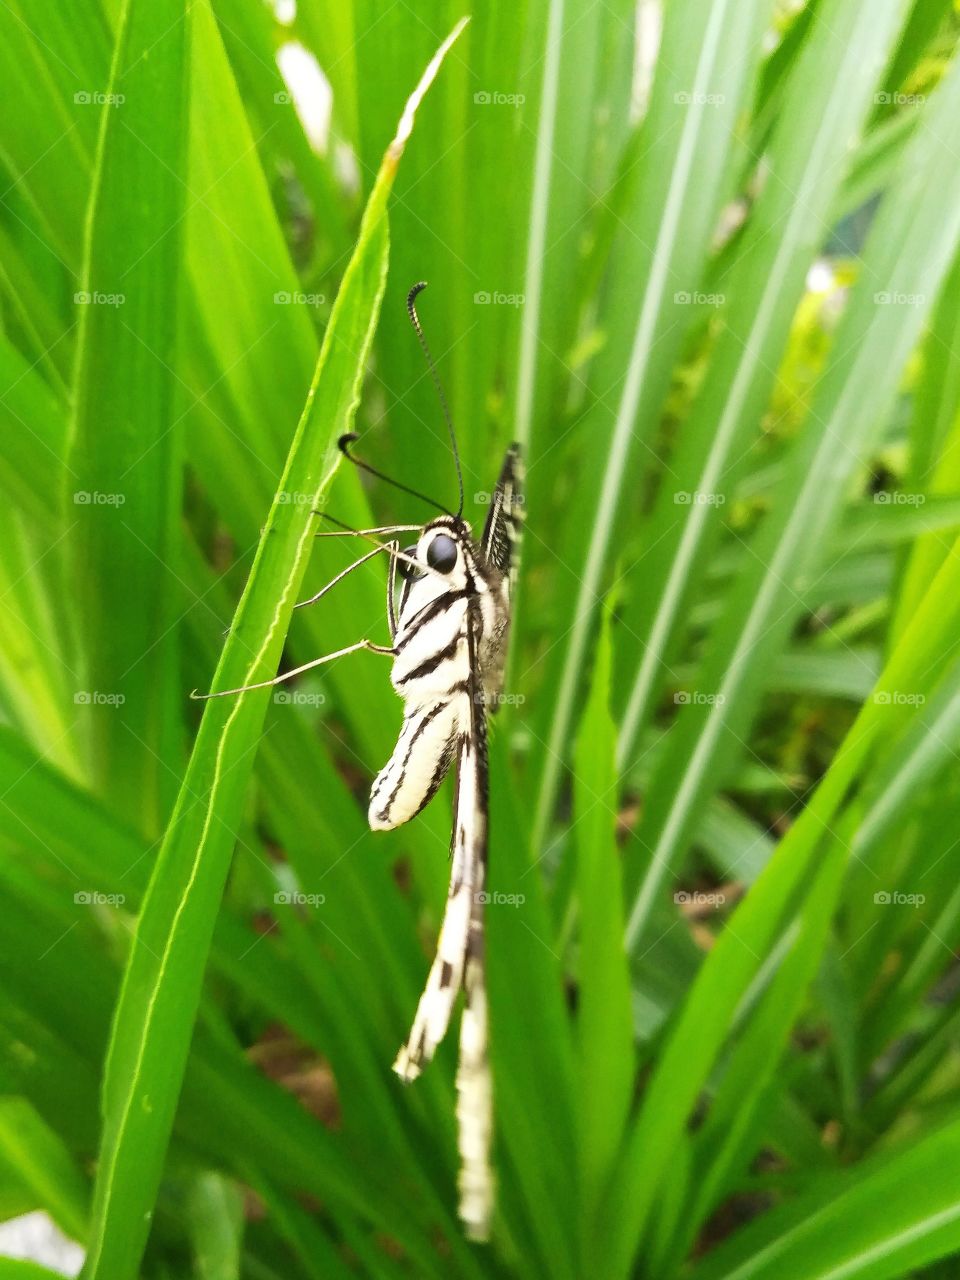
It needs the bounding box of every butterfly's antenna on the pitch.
[407,281,465,519]
[338,434,452,516]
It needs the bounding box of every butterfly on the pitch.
[196,283,523,1240]
[371,436,522,1241]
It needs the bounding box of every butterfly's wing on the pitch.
[454,600,494,1239]
[482,444,524,594]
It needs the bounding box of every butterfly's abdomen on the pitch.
[369,699,461,829]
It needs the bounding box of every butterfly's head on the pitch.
[400,517,471,588]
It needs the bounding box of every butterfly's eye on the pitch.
[426,533,458,573]
[397,544,422,581]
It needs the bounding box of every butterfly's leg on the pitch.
[191,638,395,701]
[386,540,399,640]
[295,545,388,610]
[313,517,422,537]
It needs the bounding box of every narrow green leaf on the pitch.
[573,608,633,1242]
[67,0,190,834]
[187,1171,243,1280]
[0,1097,89,1242]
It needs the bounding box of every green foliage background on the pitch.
[3,1,960,1277]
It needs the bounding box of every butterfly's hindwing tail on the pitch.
[455,614,494,1238]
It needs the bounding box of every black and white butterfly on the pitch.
[196,283,523,1240]
[371,440,522,1240]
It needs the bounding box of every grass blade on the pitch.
[67,0,190,834]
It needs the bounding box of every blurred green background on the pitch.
[4,0,960,1277]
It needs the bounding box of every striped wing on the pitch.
[453,603,494,1239]
[482,444,524,595]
